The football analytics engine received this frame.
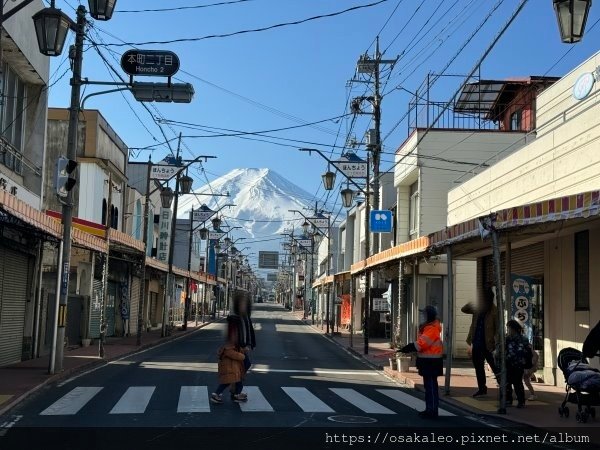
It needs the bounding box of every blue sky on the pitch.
[47,0,600,210]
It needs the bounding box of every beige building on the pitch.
[437,50,600,385]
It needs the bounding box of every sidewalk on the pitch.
[0,318,219,416]
[292,311,594,431]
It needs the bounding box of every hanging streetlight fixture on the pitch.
[88,0,117,20]
[32,3,73,56]
[322,165,336,191]
[553,0,592,43]
[341,185,355,208]
[212,216,222,230]
[179,174,194,195]
[199,227,209,240]
[301,220,310,235]
[160,187,174,209]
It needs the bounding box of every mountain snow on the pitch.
[177,168,314,259]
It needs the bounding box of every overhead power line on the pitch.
[118,0,256,13]
[95,0,390,47]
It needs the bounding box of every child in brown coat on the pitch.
[211,319,248,404]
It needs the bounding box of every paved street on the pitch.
[1,304,593,449]
[7,304,470,428]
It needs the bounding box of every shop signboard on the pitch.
[511,274,534,342]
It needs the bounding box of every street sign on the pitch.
[259,251,279,269]
[333,152,368,178]
[121,50,180,77]
[333,160,368,178]
[192,209,215,223]
[208,231,226,240]
[150,164,181,180]
[309,217,328,229]
[296,239,312,248]
[373,298,389,312]
[370,210,393,233]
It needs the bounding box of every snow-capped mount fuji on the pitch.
[176,168,314,254]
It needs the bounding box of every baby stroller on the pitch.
[558,347,600,423]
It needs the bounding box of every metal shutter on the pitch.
[89,279,103,339]
[129,277,140,336]
[0,247,30,366]
[510,242,544,279]
[481,241,545,285]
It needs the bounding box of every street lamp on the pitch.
[553,0,592,43]
[322,166,336,191]
[179,174,194,195]
[87,0,117,20]
[36,0,118,373]
[212,216,222,230]
[32,4,72,56]
[302,220,310,234]
[160,187,174,209]
[199,227,209,240]
[341,186,355,208]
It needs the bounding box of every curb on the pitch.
[0,319,221,417]
[293,315,385,371]
[291,313,489,419]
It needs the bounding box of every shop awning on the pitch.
[108,228,145,254]
[145,256,169,273]
[429,190,600,251]
[0,190,61,238]
[350,236,430,275]
[312,274,334,288]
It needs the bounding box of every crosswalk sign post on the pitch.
[369,210,393,233]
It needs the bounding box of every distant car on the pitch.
[257,296,263,303]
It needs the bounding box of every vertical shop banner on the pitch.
[340,294,351,326]
[157,207,172,263]
[511,274,534,341]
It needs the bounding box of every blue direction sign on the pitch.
[370,210,393,233]
[121,50,180,77]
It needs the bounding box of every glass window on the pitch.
[1,64,27,151]
[510,109,522,131]
[575,230,590,310]
[409,181,419,236]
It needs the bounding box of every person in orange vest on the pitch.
[399,305,443,419]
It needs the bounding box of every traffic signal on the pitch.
[55,156,77,198]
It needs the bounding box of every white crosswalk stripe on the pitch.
[282,387,334,413]
[178,386,210,413]
[40,387,103,416]
[377,389,455,416]
[238,386,274,412]
[330,388,395,414]
[38,385,456,417]
[109,387,155,414]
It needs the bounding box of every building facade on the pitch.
[0,0,51,366]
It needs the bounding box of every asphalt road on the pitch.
[0,303,564,450]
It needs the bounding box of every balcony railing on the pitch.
[408,100,500,134]
[0,137,23,175]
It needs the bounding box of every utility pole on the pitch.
[163,134,183,337]
[53,5,86,372]
[99,172,113,358]
[184,206,194,331]
[364,153,371,354]
[355,38,396,354]
[136,160,152,346]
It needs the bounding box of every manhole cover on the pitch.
[327,415,377,424]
